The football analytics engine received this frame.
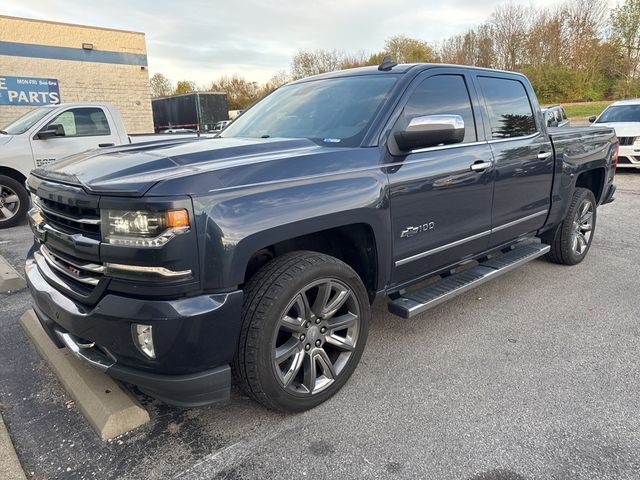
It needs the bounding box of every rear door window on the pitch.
[478,77,537,139]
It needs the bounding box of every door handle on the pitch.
[470,161,493,172]
[99,143,115,147]
[537,151,553,160]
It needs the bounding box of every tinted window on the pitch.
[479,77,536,139]
[47,107,111,137]
[596,105,640,123]
[221,76,397,147]
[399,75,477,143]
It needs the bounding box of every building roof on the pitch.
[0,15,145,36]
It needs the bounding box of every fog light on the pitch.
[133,324,155,359]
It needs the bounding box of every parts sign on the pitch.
[0,76,60,105]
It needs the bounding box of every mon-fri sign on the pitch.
[0,75,60,105]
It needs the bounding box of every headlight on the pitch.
[102,209,190,247]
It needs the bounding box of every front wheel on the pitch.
[547,187,597,265]
[0,175,29,229]
[233,251,370,412]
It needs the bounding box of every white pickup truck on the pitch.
[0,102,204,228]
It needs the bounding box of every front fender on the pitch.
[192,170,390,291]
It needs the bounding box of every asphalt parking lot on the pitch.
[1,172,639,480]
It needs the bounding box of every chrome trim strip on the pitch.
[395,230,491,267]
[490,210,548,233]
[41,244,104,273]
[105,262,192,278]
[39,245,101,285]
[34,197,101,225]
[395,210,548,267]
[409,140,487,155]
[487,132,540,144]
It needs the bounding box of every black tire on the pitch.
[547,187,597,265]
[233,251,370,412]
[0,175,29,229]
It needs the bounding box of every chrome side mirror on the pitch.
[394,114,465,151]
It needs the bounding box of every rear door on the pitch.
[387,69,495,286]
[29,106,120,168]
[474,75,554,247]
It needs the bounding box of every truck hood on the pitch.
[0,135,13,146]
[31,137,354,196]
[592,122,640,137]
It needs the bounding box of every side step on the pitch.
[388,243,550,319]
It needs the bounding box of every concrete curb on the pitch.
[0,255,26,294]
[0,412,27,480]
[19,310,150,441]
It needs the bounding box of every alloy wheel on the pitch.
[0,185,20,223]
[272,278,361,395]
[571,199,593,256]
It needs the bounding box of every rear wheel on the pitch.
[233,251,370,412]
[0,175,29,229]
[547,187,597,265]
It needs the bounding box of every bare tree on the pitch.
[490,2,530,70]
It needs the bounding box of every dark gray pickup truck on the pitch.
[25,63,617,412]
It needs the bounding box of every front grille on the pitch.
[618,136,636,146]
[34,196,101,239]
[618,156,632,164]
[40,244,104,289]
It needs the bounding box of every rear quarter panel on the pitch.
[546,126,616,227]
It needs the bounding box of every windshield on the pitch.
[220,75,398,147]
[1,106,54,134]
[596,105,640,123]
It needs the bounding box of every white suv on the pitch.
[590,99,640,169]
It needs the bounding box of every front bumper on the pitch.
[26,252,244,407]
[617,146,640,168]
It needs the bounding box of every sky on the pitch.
[0,0,611,86]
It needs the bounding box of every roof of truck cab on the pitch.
[289,63,528,84]
[48,102,117,108]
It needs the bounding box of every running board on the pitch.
[388,243,550,319]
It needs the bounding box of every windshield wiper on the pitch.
[0,130,7,135]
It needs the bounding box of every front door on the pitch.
[387,71,495,286]
[29,106,119,168]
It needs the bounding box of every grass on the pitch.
[560,101,612,120]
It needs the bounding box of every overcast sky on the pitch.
[0,0,614,86]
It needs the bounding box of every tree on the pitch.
[262,70,290,94]
[290,49,343,79]
[149,73,173,97]
[438,24,494,67]
[374,35,436,64]
[490,3,529,70]
[174,80,197,95]
[208,75,262,110]
[610,0,640,96]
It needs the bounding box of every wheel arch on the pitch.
[0,167,28,187]
[575,167,605,204]
[241,222,381,302]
